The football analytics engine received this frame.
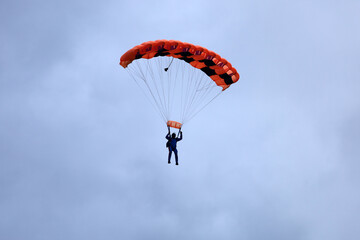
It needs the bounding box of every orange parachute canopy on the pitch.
[120,40,239,91]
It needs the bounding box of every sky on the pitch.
[1,0,360,239]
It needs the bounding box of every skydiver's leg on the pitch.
[168,149,172,164]
[174,149,178,165]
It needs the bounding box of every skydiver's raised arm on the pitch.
[166,126,171,140]
[177,131,183,141]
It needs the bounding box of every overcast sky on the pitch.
[1,0,360,239]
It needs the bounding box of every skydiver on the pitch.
[166,126,182,165]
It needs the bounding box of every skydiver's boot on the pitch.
[175,153,179,165]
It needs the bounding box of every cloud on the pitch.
[1,0,360,240]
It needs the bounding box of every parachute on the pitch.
[120,40,239,128]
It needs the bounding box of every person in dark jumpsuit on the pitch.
[166,127,182,165]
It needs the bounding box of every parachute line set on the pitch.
[120,40,239,129]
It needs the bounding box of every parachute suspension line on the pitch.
[139,60,167,121]
[181,66,194,122]
[185,74,215,122]
[179,61,187,123]
[183,62,198,122]
[180,64,192,122]
[181,61,193,123]
[168,57,178,121]
[156,57,168,119]
[126,65,167,123]
[184,69,205,117]
[165,57,176,120]
[181,66,222,124]
[165,58,173,119]
[137,60,169,122]
[196,83,217,92]
[181,66,205,123]
[160,57,171,121]
[135,61,168,122]
[190,84,221,123]
[180,60,185,123]
[166,58,172,114]
[145,58,168,120]
[184,91,223,124]
[158,58,171,120]
[164,57,174,72]
[168,59,179,121]
[165,58,172,120]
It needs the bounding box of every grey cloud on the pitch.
[1,0,360,240]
